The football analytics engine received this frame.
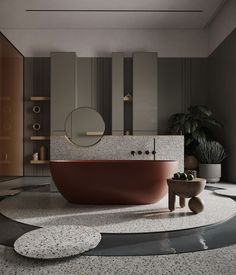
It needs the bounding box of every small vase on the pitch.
[184,155,199,170]
[39,145,46,160]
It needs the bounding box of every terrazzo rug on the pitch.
[14,225,101,259]
[1,190,235,233]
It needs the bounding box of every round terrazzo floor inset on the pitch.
[14,225,101,259]
[1,190,236,233]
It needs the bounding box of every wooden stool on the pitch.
[167,178,206,214]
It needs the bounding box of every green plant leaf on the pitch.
[188,105,212,117]
[202,117,223,128]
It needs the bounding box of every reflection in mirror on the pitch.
[65,107,105,147]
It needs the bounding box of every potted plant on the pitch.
[168,105,223,170]
[195,140,227,183]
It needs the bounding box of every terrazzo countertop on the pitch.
[0,244,236,275]
[0,189,235,233]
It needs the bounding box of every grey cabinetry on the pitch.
[51,52,77,135]
[77,58,93,108]
[112,53,124,135]
[133,52,158,135]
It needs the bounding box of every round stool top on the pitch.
[14,225,101,259]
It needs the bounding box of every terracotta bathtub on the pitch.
[50,160,179,205]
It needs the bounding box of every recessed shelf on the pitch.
[30,96,50,101]
[124,98,133,102]
[30,136,50,141]
[86,132,103,136]
[30,160,50,165]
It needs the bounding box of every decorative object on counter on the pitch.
[195,140,227,183]
[39,145,46,161]
[184,155,199,170]
[123,93,133,102]
[32,105,41,114]
[172,171,195,181]
[185,169,197,178]
[14,225,101,259]
[168,105,223,170]
[32,123,41,131]
[125,130,130,135]
[32,152,38,161]
[167,176,206,214]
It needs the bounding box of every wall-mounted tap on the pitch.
[131,143,155,159]
[153,138,156,160]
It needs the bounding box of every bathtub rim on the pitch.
[50,160,178,163]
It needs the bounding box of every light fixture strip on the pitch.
[26,9,203,13]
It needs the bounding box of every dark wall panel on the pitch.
[158,58,208,134]
[24,58,50,176]
[209,28,236,182]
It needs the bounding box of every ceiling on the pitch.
[0,0,226,29]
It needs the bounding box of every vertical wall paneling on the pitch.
[112,53,124,135]
[157,59,183,134]
[124,57,133,134]
[133,52,158,135]
[77,58,92,108]
[96,58,112,135]
[91,58,98,110]
[24,58,50,176]
[51,52,77,135]
[181,59,192,112]
[209,29,236,182]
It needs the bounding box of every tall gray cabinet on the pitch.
[133,52,158,135]
[51,52,77,135]
[112,53,124,135]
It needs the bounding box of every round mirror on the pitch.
[65,107,105,147]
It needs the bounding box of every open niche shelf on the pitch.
[30,160,50,165]
[30,96,50,101]
[29,94,50,166]
[30,136,50,141]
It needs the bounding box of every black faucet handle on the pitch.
[152,151,156,155]
[131,151,135,156]
[137,151,142,155]
[145,150,150,155]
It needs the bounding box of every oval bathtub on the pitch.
[50,160,179,205]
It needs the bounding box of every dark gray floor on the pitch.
[0,186,235,256]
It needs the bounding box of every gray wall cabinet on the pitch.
[51,52,77,135]
[133,52,158,135]
[112,53,124,135]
